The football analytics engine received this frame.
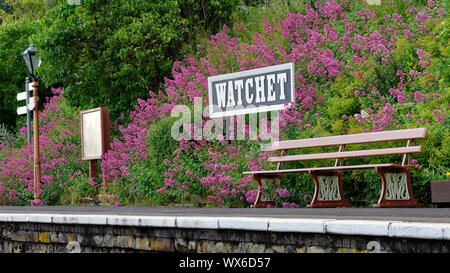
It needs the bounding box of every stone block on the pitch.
[116,235,135,249]
[214,242,227,253]
[271,245,286,253]
[269,218,330,233]
[50,232,66,243]
[176,217,219,230]
[136,237,150,251]
[150,238,173,252]
[389,222,448,240]
[219,217,268,231]
[39,232,51,243]
[188,240,197,251]
[175,238,188,252]
[306,246,326,253]
[327,220,391,237]
[250,243,266,253]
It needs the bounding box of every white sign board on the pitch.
[80,108,110,160]
[16,82,34,116]
[208,63,295,118]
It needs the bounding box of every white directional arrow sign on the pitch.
[17,106,27,115]
[17,82,34,116]
[17,91,28,101]
[27,100,35,111]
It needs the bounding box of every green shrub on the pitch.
[34,0,240,123]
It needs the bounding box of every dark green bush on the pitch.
[0,19,37,129]
[34,0,239,122]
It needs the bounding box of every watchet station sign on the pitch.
[208,63,295,118]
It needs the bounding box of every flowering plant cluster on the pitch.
[0,88,98,205]
[99,0,448,207]
[1,0,448,207]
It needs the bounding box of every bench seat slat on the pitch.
[269,128,427,151]
[268,146,422,163]
[243,164,413,175]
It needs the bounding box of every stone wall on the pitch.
[1,221,449,253]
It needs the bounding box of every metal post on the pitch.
[32,80,41,204]
[25,77,32,143]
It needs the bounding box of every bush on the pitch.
[1,0,448,208]
[0,19,37,129]
[34,0,240,123]
[101,0,448,208]
[0,88,97,205]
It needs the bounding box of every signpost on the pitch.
[80,107,111,187]
[208,63,295,139]
[21,44,42,205]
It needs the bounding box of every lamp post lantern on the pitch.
[22,44,42,206]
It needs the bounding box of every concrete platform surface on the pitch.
[1,207,450,241]
[0,206,449,223]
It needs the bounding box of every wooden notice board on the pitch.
[80,107,110,161]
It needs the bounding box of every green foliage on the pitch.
[148,117,180,168]
[0,19,37,129]
[0,0,47,24]
[34,0,239,122]
[234,0,305,35]
[107,117,181,206]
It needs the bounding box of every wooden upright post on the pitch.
[89,159,97,178]
[32,80,41,205]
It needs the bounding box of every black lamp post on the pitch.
[22,44,42,206]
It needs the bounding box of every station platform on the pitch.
[1,206,450,241]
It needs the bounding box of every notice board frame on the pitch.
[80,107,110,161]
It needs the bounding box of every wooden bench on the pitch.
[243,128,428,208]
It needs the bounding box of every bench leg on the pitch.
[374,167,421,208]
[250,174,278,208]
[307,171,351,208]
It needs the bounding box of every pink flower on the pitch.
[276,188,291,199]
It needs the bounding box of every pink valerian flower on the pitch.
[432,110,445,124]
[389,88,406,103]
[276,188,291,199]
[416,11,431,23]
[392,13,403,23]
[437,9,446,18]
[397,70,406,77]
[282,202,300,208]
[417,49,431,68]
[0,88,83,205]
[406,6,418,16]
[81,1,448,208]
[414,91,427,104]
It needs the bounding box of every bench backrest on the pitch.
[268,128,427,166]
